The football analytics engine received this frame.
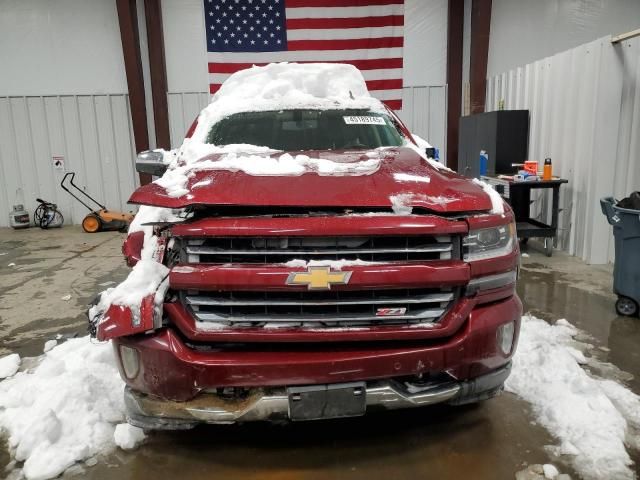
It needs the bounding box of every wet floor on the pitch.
[1,228,639,479]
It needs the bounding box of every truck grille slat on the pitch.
[192,309,445,323]
[182,288,457,329]
[183,235,455,264]
[186,246,452,255]
[186,292,454,307]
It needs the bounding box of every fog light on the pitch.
[497,322,515,355]
[119,345,140,379]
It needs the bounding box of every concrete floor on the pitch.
[1,226,639,479]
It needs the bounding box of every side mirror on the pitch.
[425,147,436,159]
[136,150,167,177]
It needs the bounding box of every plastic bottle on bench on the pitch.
[543,158,553,181]
[479,150,488,177]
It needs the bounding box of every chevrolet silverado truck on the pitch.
[89,63,521,429]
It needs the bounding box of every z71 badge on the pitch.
[376,308,407,317]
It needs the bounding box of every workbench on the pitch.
[481,176,569,256]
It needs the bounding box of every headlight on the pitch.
[463,222,516,261]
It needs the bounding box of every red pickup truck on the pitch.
[90,64,521,429]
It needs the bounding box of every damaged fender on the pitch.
[95,294,160,342]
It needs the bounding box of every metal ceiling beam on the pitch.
[144,0,171,151]
[446,0,464,171]
[115,0,152,185]
[469,0,492,115]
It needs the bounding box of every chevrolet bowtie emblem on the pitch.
[286,266,352,290]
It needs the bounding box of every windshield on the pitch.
[206,109,405,151]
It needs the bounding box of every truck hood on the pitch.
[128,147,493,214]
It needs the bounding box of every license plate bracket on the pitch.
[287,382,366,421]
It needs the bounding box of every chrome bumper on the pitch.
[125,364,511,430]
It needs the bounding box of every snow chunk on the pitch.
[89,235,169,328]
[284,259,378,269]
[96,259,168,312]
[128,205,184,235]
[113,423,146,451]
[411,133,432,150]
[192,178,213,189]
[194,321,228,331]
[543,464,559,479]
[43,340,57,353]
[0,353,20,379]
[408,133,452,172]
[393,173,430,184]
[508,315,640,480]
[472,178,505,215]
[389,193,414,215]
[0,337,125,480]
[389,193,455,214]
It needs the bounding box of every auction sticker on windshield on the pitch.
[343,116,386,125]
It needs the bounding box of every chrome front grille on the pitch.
[184,235,454,264]
[183,288,457,328]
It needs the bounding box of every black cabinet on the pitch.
[457,110,529,177]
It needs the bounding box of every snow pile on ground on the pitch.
[508,315,640,480]
[113,423,146,451]
[0,353,20,379]
[0,338,144,480]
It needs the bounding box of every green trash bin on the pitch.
[601,197,640,317]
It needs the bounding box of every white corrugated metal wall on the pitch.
[0,95,139,227]
[166,86,448,161]
[486,36,640,264]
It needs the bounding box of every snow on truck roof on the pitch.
[189,62,384,144]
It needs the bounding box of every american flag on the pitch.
[204,0,404,110]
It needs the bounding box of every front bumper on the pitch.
[114,294,521,428]
[124,363,511,429]
[114,295,521,399]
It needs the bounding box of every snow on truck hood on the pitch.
[129,146,494,214]
[129,63,499,215]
